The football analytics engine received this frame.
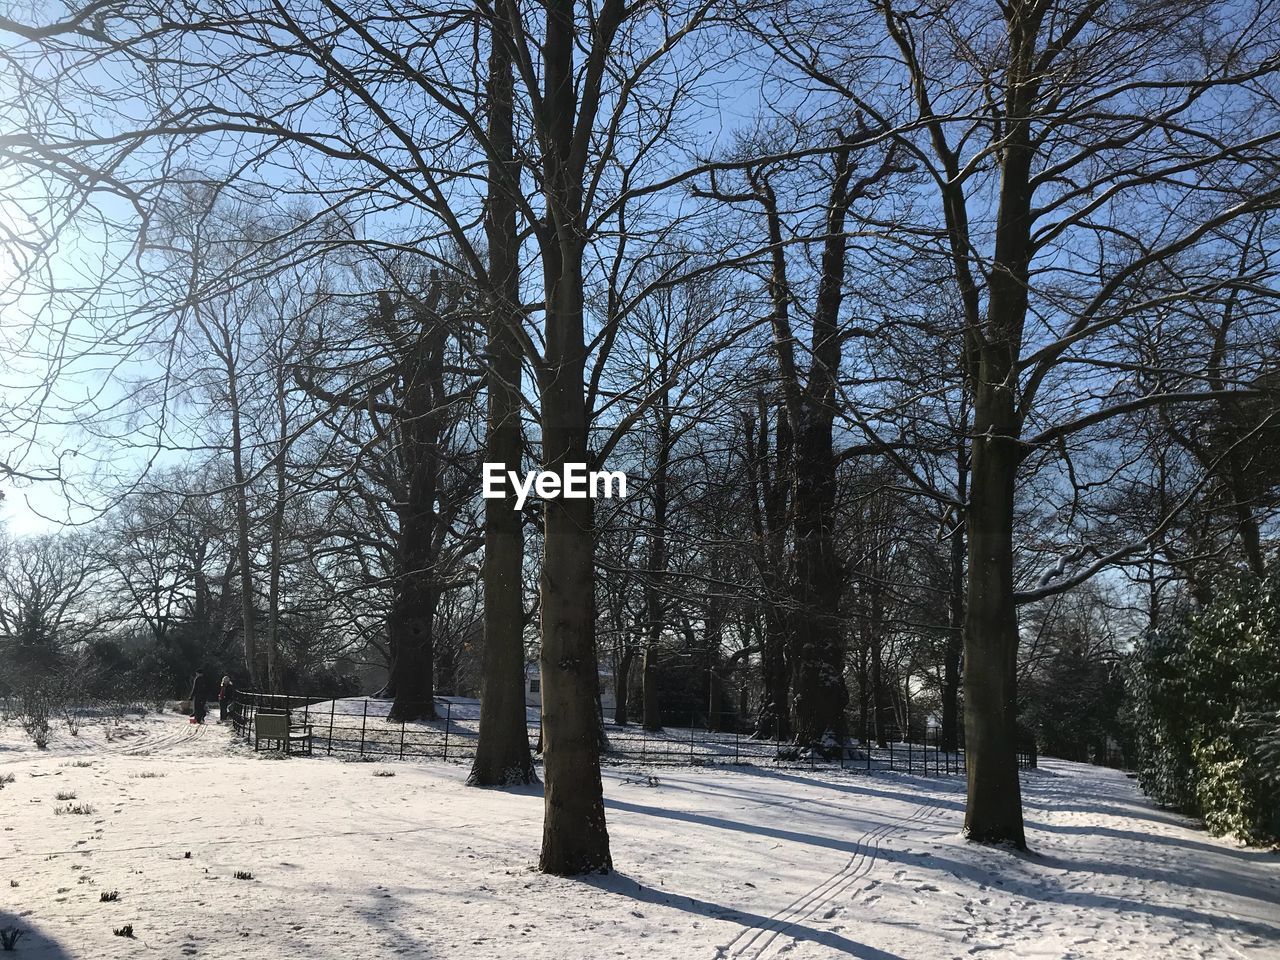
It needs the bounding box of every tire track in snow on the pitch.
[716,796,946,960]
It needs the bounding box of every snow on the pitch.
[2,711,1278,959]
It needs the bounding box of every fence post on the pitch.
[360,699,368,757]
[442,701,451,761]
[889,738,894,771]
[327,698,336,756]
[400,718,406,760]
[908,737,913,774]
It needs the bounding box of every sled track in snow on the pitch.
[109,718,207,756]
[715,796,947,960]
[0,717,209,765]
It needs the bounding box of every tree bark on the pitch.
[387,298,446,723]
[640,384,671,733]
[960,12,1036,840]
[537,250,610,874]
[469,11,536,787]
[783,142,855,752]
[224,331,262,691]
[962,378,1024,847]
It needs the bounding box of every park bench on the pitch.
[253,710,314,756]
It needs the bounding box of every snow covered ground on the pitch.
[1,711,1277,959]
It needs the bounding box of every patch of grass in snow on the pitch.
[99,890,119,903]
[233,870,254,881]
[131,771,165,778]
[62,760,93,768]
[113,924,134,938]
[55,802,95,816]
[0,773,15,786]
[0,926,25,951]
[372,770,396,777]
[55,790,77,801]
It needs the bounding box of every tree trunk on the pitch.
[613,642,635,725]
[959,9,1036,847]
[856,642,869,742]
[265,352,288,695]
[788,412,846,750]
[767,142,855,753]
[640,372,671,732]
[941,521,965,752]
[469,16,536,787]
[537,248,610,875]
[756,607,790,740]
[871,616,889,748]
[225,343,262,691]
[962,388,1024,847]
[942,397,969,752]
[526,0,623,875]
[387,305,446,723]
[387,521,440,721]
[641,646,661,732]
[705,600,725,730]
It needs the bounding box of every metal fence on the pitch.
[229,693,1036,775]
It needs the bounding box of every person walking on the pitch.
[189,670,208,724]
[218,675,235,723]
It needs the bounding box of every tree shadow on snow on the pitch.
[704,766,968,813]
[605,798,1280,943]
[0,911,72,959]
[583,872,906,960]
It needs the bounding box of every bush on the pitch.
[1131,574,1280,844]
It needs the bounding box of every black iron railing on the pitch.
[229,693,1037,773]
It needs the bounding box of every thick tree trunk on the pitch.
[387,308,446,723]
[537,250,610,875]
[769,142,854,754]
[962,387,1025,847]
[527,0,623,875]
[959,9,1036,847]
[756,608,790,740]
[469,19,535,787]
[641,647,661,731]
[387,526,440,722]
[789,416,846,750]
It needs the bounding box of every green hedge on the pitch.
[1131,575,1280,845]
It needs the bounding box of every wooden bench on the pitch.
[253,711,314,755]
